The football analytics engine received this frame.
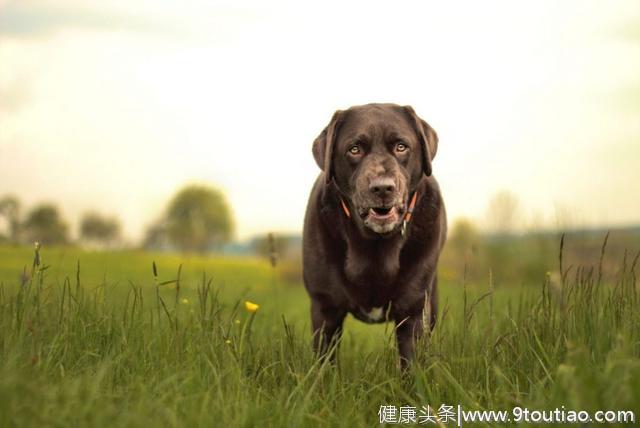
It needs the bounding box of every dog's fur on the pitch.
[302,103,447,368]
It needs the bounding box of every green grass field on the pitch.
[0,244,638,427]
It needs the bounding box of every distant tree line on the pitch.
[0,184,234,253]
[0,195,121,247]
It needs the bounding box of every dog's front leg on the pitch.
[395,313,424,369]
[311,299,346,362]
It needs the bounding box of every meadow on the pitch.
[0,242,638,427]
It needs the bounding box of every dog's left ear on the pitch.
[312,110,343,184]
[403,105,438,177]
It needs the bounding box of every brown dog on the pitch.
[302,103,447,368]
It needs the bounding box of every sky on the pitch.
[1,0,639,242]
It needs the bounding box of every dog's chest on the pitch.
[365,306,384,321]
[344,259,399,286]
[341,240,407,306]
[344,240,402,282]
[341,263,402,310]
[350,304,390,324]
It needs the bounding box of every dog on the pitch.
[302,103,447,368]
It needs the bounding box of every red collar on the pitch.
[340,192,418,237]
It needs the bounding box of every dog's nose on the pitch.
[369,178,396,198]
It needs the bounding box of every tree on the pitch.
[165,185,234,253]
[80,212,121,246]
[23,204,69,245]
[486,190,521,235]
[449,218,480,260]
[446,218,481,281]
[0,195,21,243]
[142,220,169,250]
[252,233,295,266]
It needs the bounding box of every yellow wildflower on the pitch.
[181,298,189,305]
[244,301,259,313]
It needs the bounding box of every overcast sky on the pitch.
[1,0,639,241]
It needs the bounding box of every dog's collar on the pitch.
[340,192,419,238]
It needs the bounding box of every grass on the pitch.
[0,243,638,427]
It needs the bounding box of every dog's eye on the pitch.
[348,145,362,155]
[395,142,408,153]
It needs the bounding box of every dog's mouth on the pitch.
[367,206,396,219]
[358,204,404,234]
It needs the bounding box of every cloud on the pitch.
[0,2,175,39]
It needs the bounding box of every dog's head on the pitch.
[313,103,438,237]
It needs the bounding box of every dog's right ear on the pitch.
[312,110,343,184]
